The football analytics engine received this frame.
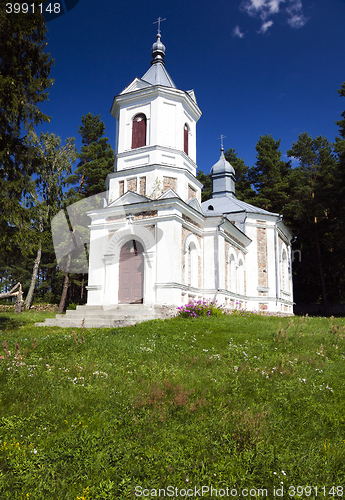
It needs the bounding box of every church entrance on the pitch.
[118,240,144,304]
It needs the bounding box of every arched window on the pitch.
[238,259,244,296]
[184,124,189,156]
[132,113,146,149]
[229,254,236,293]
[188,242,198,288]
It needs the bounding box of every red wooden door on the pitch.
[132,114,146,149]
[118,240,144,304]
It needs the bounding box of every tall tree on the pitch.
[24,132,77,310]
[249,135,291,214]
[333,81,345,302]
[67,113,114,198]
[287,133,338,312]
[335,82,345,170]
[0,3,54,251]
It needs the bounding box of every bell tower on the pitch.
[106,27,202,203]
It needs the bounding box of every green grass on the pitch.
[0,311,345,499]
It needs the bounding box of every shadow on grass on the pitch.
[0,314,28,331]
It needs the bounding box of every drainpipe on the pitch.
[274,216,283,306]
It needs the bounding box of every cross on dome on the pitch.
[218,134,226,151]
[151,18,167,66]
[153,17,166,35]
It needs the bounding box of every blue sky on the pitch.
[37,0,345,176]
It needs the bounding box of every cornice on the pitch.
[110,85,202,121]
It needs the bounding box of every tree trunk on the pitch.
[81,274,84,300]
[24,240,42,310]
[14,284,23,313]
[314,223,328,315]
[58,252,71,313]
[0,283,21,300]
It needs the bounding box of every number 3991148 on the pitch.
[5,3,61,14]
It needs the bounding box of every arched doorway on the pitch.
[118,240,144,304]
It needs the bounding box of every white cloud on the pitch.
[286,0,308,28]
[240,0,286,20]
[258,20,274,33]
[232,25,245,38]
[239,0,308,32]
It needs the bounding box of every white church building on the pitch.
[83,30,294,317]
[40,30,294,328]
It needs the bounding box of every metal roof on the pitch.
[141,64,176,88]
[211,149,235,175]
[201,196,278,216]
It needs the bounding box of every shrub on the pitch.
[177,299,224,318]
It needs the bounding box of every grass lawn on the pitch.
[0,310,345,499]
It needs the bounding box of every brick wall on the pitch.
[139,177,146,196]
[127,178,137,193]
[119,180,124,196]
[163,176,177,192]
[188,184,197,199]
[257,224,268,288]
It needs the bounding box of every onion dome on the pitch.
[210,148,236,198]
[151,33,166,66]
[211,148,235,175]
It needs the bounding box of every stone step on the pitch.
[36,304,177,328]
[74,304,154,313]
[35,318,140,328]
[63,311,158,320]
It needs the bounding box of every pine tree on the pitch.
[67,113,114,198]
[333,81,345,302]
[0,3,54,251]
[335,82,345,169]
[249,135,291,214]
[287,133,338,311]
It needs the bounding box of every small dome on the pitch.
[151,33,166,66]
[211,148,235,175]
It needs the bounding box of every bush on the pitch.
[67,302,78,310]
[177,299,224,318]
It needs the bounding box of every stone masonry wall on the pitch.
[163,176,177,192]
[127,178,137,193]
[257,223,268,288]
[139,177,146,196]
[188,184,196,199]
